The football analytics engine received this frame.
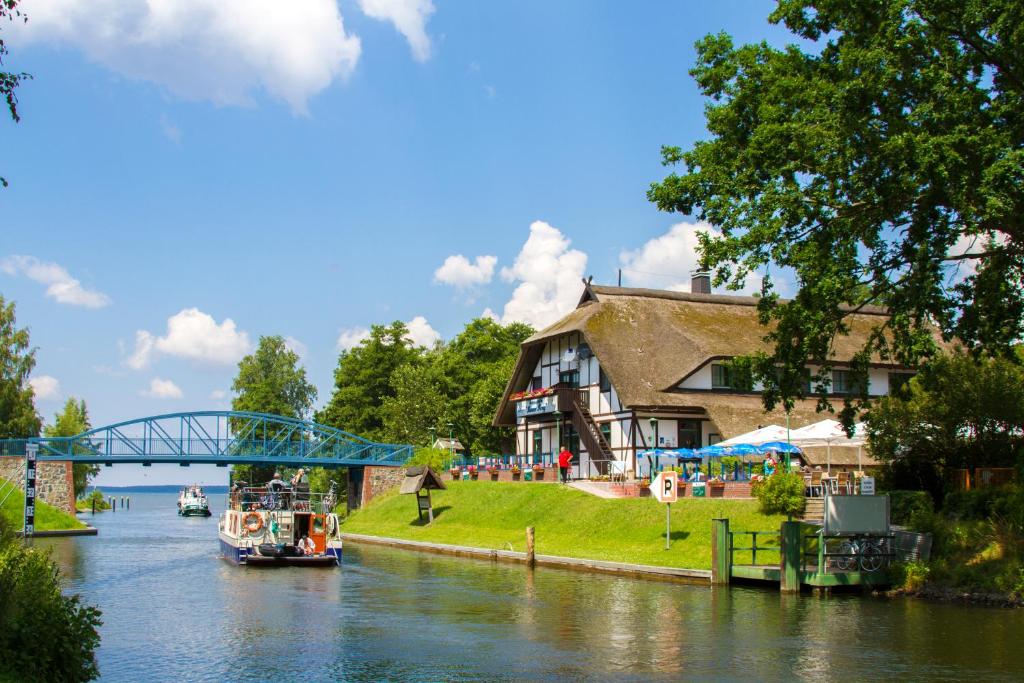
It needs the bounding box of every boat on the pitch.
[177,484,212,517]
[218,483,342,567]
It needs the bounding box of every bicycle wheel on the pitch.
[834,541,856,571]
[859,543,884,573]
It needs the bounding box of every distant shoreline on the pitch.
[86,485,229,493]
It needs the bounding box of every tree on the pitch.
[0,296,40,439]
[1,0,30,188]
[866,350,1024,497]
[44,398,98,499]
[380,356,448,447]
[230,335,317,485]
[317,322,422,440]
[649,0,1024,423]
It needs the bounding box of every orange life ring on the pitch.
[242,512,263,534]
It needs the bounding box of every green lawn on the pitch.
[341,481,786,570]
[1,479,87,531]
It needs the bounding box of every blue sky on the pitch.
[1,0,790,485]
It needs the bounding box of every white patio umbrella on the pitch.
[787,419,867,473]
[715,425,790,447]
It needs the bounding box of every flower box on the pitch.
[533,467,545,480]
[449,467,461,480]
[508,387,556,402]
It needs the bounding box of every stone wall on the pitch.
[360,465,406,508]
[0,457,75,514]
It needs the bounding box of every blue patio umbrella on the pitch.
[723,443,762,456]
[697,444,727,457]
[759,441,802,453]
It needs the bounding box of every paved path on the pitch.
[567,480,622,499]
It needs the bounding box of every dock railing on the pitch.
[227,486,332,515]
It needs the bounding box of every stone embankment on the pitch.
[0,457,75,514]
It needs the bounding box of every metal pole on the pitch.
[665,503,671,550]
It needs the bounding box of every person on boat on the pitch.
[290,468,307,487]
[298,535,315,556]
[558,446,573,484]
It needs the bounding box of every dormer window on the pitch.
[711,363,734,389]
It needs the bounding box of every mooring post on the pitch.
[711,518,731,585]
[126,497,130,510]
[91,498,96,515]
[110,498,115,513]
[526,526,536,568]
[780,520,802,593]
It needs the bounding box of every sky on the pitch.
[1,0,794,485]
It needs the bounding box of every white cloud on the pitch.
[29,375,61,401]
[337,327,371,351]
[619,221,761,295]
[499,221,588,329]
[284,336,308,359]
[11,0,362,113]
[126,308,252,369]
[358,0,435,62]
[141,377,184,399]
[209,389,228,400]
[481,307,499,322]
[405,315,440,347]
[434,254,497,288]
[1,255,111,308]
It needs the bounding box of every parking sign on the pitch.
[652,471,678,504]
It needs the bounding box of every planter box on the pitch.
[708,484,726,498]
[533,470,546,481]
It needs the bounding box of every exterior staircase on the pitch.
[803,496,825,524]
[567,388,614,475]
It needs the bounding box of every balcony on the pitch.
[513,386,584,419]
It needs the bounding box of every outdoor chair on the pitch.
[835,471,852,495]
[807,471,824,497]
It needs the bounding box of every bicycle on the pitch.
[323,481,338,513]
[833,535,886,572]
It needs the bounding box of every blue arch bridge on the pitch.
[0,411,413,469]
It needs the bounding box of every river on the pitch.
[36,492,1024,681]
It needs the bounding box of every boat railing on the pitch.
[226,486,334,514]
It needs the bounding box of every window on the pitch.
[600,422,612,446]
[711,364,732,389]
[559,370,579,387]
[832,369,864,395]
[599,367,611,393]
[533,430,543,456]
[531,376,542,390]
[679,420,702,449]
[774,366,812,394]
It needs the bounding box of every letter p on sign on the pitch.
[652,471,678,504]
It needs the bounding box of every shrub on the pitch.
[753,472,805,518]
[888,490,934,526]
[406,447,451,473]
[0,520,102,682]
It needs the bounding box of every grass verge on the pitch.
[341,481,787,569]
[1,478,87,531]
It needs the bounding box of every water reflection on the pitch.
[39,493,1024,681]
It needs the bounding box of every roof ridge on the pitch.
[588,285,890,316]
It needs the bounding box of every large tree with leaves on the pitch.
[230,335,317,484]
[44,398,97,498]
[1,0,30,188]
[0,296,40,439]
[649,0,1024,422]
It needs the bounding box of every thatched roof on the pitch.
[800,445,880,468]
[494,284,915,432]
[399,466,447,494]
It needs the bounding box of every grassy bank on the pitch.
[341,481,786,569]
[1,479,87,531]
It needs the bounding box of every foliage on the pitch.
[317,321,422,441]
[887,490,934,526]
[649,0,1024,424]
[380,357,448,447]
[1,0,31,188]
[0,297,41,438]
[867,351,1024,497]
[0,518,101,682]
[75,489,110,512]
[306,467,346,506]
[405,447,451,473]
[44,397,99,498]
[752,472,806,518]
[229,335,317,484]
[342,480,788,570]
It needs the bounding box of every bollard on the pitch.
[110,498,115,512]
[526,526,535,568]
[126,497,130,510]
[711,518,731,585]
[92,498,96,515]
[780,521,802,593]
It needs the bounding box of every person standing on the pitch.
[558,446,573,484]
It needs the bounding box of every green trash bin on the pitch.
[692,482,706,498]
[524,468,534,481]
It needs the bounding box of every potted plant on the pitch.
[487,465,499,480]
[533,465,545,480]
[708,477,726,497]
[449,466,461,480]
[468,465,479,480]
[511,465,522,480]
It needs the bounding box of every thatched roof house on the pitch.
[494,279,910,477]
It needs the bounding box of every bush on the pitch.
[406,447,453,473]
[0,520,102,681]
[888,490,934,526]
[753,472,805,518]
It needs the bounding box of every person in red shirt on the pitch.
[558,447,573,484]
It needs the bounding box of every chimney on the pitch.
[690,270,711,294]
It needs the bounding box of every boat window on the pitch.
[313,517,324,533]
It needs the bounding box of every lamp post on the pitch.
[428,426,436,449]
[553,410,562,458]
[649,416,658,478]
[447,422,455,464]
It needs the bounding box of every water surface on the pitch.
[40,493,1024,681]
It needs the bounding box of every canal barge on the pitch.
[218,484,342,567]
[178,484,212,517]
